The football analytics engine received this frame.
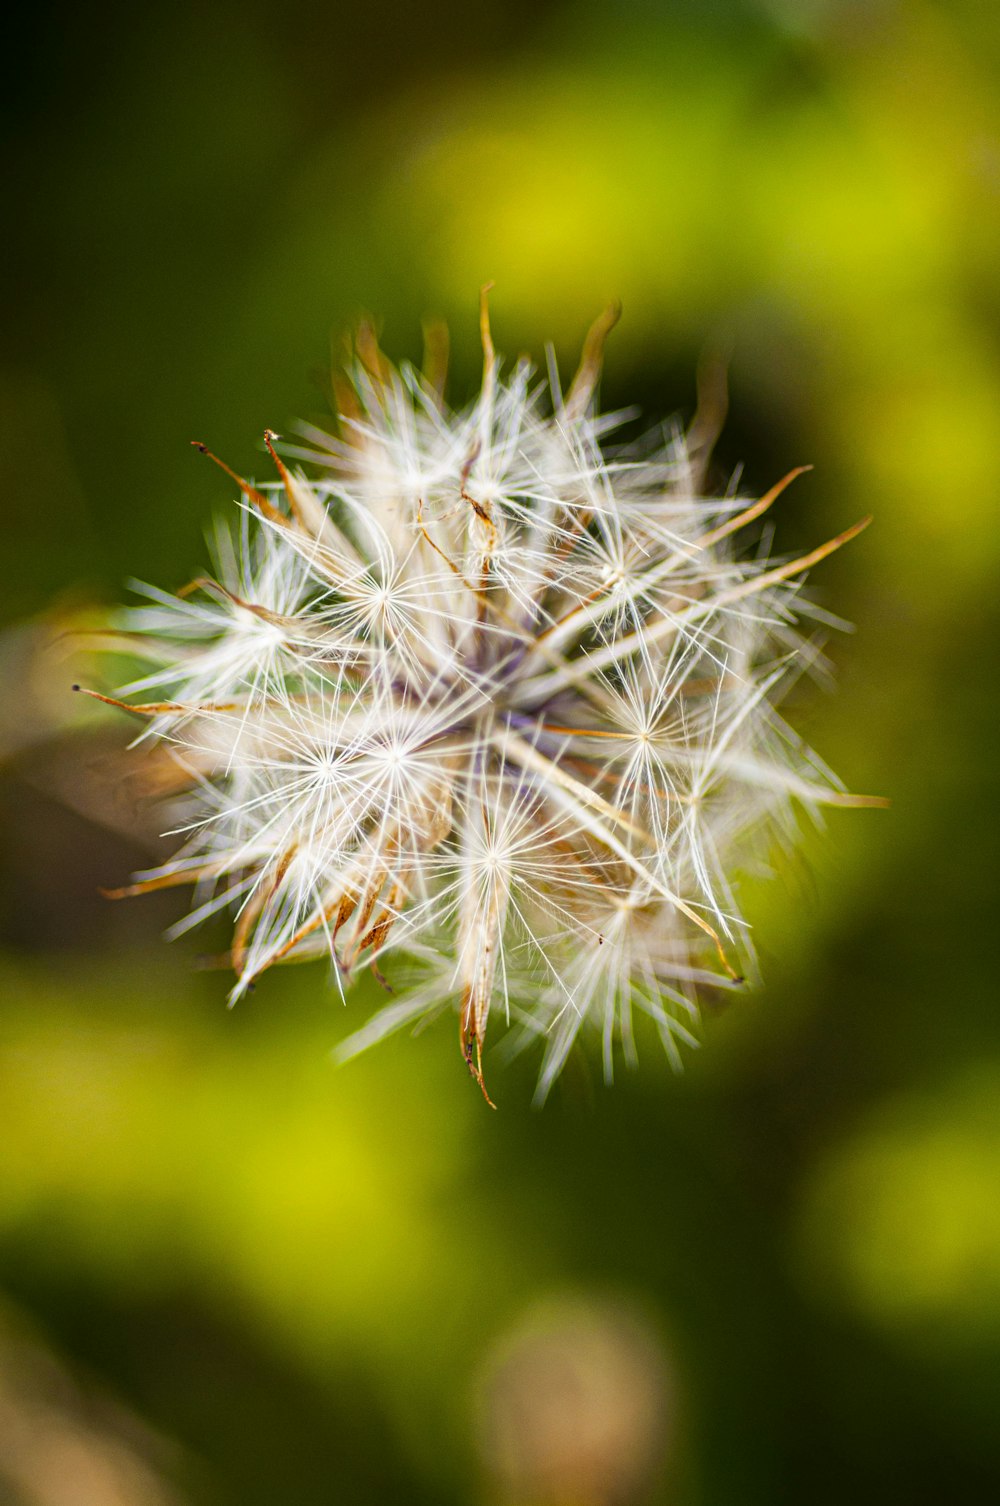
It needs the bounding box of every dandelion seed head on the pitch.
[98,295,879,1103]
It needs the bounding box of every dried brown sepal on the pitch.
[686,344,731,490]
[421,317,450,406]
[355,318,392,386]
[565,301,622,420]
[460,991,497,1110]
[191,442,290,531]
[72,686,238,717]
[696,466,814,550]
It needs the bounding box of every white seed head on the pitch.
[95,296,880,1104]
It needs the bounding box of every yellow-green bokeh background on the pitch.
[2,1,999,1500]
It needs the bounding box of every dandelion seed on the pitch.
[93,293,883,1104]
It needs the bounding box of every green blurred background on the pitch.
[2,1,999,1501]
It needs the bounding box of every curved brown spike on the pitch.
[822,791,892,809]
[263,428,337,546]
[175,575,241,610]
[421,317,450,405]
[262,428,292,484]
[355,892,405,964]
[333,376,361,429]
[369,958,394,993]
[101,866,216,899]
[415,497,474,585]
[265,908,329,969]
[332,375,362,428]
[331,327,364,425]
[686,343,731,487]
[263,427,314,530]
[479,283,496,376]
[208,578,291,626]
[191,441,289,529]
[460,989,497,1110]
[355,318,392,384]
[231,886,268,979]
[72,685,237,717]
[229,844,301,984]
[178,574,293,623]
[354,877,407,959]
[697,466,814,550]
[175,575,217,600]
[743,514,873,594]
[266,883,357,971]
[565,300,622,419]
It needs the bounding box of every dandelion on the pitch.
[85,292,883,1104]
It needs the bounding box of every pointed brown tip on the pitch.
[479,284,497,370]
[472,1066,498,1110]
[191,441,208,453]
[564,301,623,417]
